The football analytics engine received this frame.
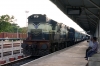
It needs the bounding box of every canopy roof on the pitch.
[50,0,100,35]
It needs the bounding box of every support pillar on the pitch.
[94,12,100,43]
[94,25,98,37]
[98,10,100,43]
[98,20,100,43]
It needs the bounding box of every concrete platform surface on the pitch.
[21,41,88,66]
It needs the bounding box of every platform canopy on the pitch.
[50,0,100,35]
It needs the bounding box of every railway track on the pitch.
[0,55,40,66]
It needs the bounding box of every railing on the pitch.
[0,38,24,63]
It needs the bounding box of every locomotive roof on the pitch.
[28,14,46,19]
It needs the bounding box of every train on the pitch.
[21,14,89,56]
[0,32,27,39]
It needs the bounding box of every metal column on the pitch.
[98,20,100,43]
[94,25,98,37]
[98,10,100,43]
[94,21,100,42]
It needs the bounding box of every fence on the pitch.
[0,38,24,64]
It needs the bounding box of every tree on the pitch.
[0,21,11,32]
[9,23,19,33]
[0,15,15,32]
[19,27,27,33]
[0,14,28,33]
[0,15,14,22]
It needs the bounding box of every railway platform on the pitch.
[21,41,88,66]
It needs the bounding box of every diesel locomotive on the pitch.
[21,14,87,56]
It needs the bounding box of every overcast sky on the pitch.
[0,0,84,32]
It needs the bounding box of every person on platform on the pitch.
[84,38,93,58]
[85,37,98,60]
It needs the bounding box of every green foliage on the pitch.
[9,23,19,33]
[0,14,27,33]
[0,21,11,32]
[19,27,27,33]
[0,15,13,32]
[0,15,14,23]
